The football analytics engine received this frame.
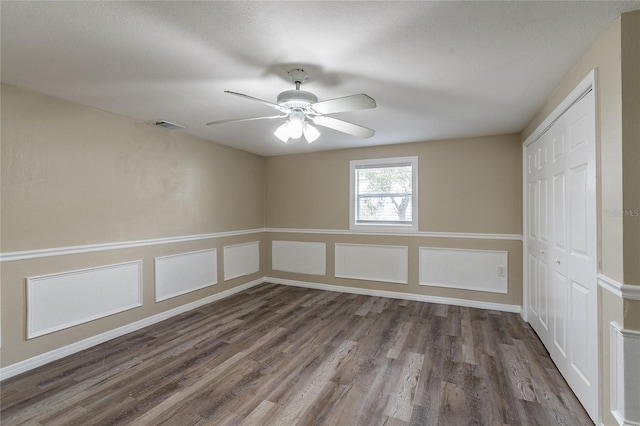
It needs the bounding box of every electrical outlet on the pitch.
[497,266,506,277]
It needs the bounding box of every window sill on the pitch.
[349,223,418,233]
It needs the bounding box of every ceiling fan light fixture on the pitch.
[288,110,305,139]
[210,69,376,144]
[274,121,290,143]
[303,123,320,143]
[289,122,303,139]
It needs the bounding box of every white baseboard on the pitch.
[1,275,523,381]
[0,278,263,381]
[267,277,522,314]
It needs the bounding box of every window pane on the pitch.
[356,164,413,224]
[357,196,412,223]
[356,165,412,195]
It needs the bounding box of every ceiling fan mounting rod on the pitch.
[288,68,308,90]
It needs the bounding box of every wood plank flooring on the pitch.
[0,283,592,425]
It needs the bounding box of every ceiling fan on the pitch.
[206,69,376,143]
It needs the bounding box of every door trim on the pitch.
[523,70,596,148]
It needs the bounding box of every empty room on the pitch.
[1,2,639,425]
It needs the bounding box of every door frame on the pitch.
[522,69,599,421]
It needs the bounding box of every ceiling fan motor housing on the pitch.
[277,90,318,109]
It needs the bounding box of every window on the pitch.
[350,156,418,231]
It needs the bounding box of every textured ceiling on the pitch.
[2,1,639,156]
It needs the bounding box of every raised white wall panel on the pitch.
[27,261,142,339]
[335,243,408,284]
[224,241,260,281]
[272,241,326,276]
[419,247,508,293]
[155,249,217,302]
[610,322,640,425]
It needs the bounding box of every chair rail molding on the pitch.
[265,227,522,240]
[598,274,640,301]
[0,228,264,262]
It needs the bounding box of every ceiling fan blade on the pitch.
[206,115,285,126]
[312,115,375,138]
[225,91,290,113]
[310,94,376,114]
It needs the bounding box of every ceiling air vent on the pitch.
[146,120,185,130]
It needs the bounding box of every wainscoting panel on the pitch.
[27,261,142,339]
[610,322,640,425]
[155,249,217,302]
[271,241,326,275]
[3,278,263,381]
[419,247,508,293]
[335,243,408,284]
[224,241,260,281]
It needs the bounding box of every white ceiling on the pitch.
[2,1,639,156]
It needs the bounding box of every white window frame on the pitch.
[349,156,418,232]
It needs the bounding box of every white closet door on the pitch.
[549,113,569,365]
[537,132,551,333]
[563,90,598,416]
[525,89,597,422]
[526,139,540,324]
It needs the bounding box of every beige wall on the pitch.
[621,10,640,290]
[1,85,264,252]
[265,135,523,306]
[266,134,522,234]
[1,85,266,367]
[621,11,640,335]
[521,14,640,424]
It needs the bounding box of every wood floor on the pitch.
[1,283,592,425]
